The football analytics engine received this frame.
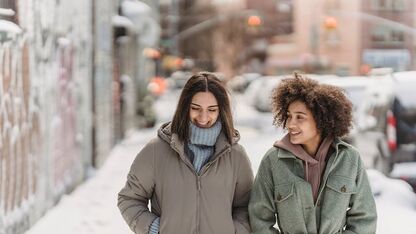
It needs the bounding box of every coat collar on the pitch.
[157,122,238,162]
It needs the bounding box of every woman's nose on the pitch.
[287,119,296,129]
[198,111,209,121]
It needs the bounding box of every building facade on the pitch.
[265,0,415,75]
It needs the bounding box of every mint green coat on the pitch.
[249,139,377,234]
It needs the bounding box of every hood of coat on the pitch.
[157,122,240,161]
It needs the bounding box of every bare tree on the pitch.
[178,1,217,71]
[213,14,250,79]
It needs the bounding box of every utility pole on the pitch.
[170,0,179,55]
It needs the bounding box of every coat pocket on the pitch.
[326,176,357,195]
[274,182,294,202]
[322,176,357,227]
[274,182,305,232]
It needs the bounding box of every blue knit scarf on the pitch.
[187,121,222,173]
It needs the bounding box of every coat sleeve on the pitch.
[248,155,280,234]
[344,160,377,234]
[232,145,254,234]
[117,140,158,234]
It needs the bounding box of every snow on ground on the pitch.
[25,89,416,234]
[368,170,416,234]
[25,128,157,234]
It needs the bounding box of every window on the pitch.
[371,26,388,42]
[371,0,394,11]
[371,26,405,45]
[393,0,407,11]
[391,31,405,42]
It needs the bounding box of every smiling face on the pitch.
[189,91,219,128]
[286,100,321,156]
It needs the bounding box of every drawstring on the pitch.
[305,161,309,181]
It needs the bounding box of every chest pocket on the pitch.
[274,182,306,232]
[274,183,294,202]
[326,176,357,195]
[322,175,357,223]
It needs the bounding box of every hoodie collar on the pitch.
[274,137,348,159]
[274,134,317,163]
[274,134,334,164]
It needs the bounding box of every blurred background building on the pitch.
[257,0,416,75]
[158,0,416,77]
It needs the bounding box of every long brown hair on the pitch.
[171,72,235,143]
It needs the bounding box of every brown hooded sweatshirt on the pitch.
[274,134,333,201]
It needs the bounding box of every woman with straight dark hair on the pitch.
[118,72,253,234]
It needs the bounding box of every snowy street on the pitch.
[25,90,416,234]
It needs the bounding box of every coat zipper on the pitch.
[195,148,230,233]
[196,176,201,234]
[173,143,230,234]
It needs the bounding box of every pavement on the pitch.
[25,128,158,234]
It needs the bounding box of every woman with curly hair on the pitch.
[249,73,377,234]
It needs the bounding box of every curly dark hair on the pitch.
[271,73,353,138]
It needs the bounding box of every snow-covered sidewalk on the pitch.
[25,129,158,234]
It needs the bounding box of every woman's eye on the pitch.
[191,107,200,111]
[208,109,218,112]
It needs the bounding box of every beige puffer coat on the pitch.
[118,122,254,234]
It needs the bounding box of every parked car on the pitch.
[244,74,337,112]
[321,77,396,174]
[244,75,283,112]
[228,73,261,93]
[390,71,416,163]
[322,72,416,175]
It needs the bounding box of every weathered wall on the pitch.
[0,0,106,233]
[0,0,160,232]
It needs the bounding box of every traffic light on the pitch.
[247,15,262,27]
[324,16,338,30]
